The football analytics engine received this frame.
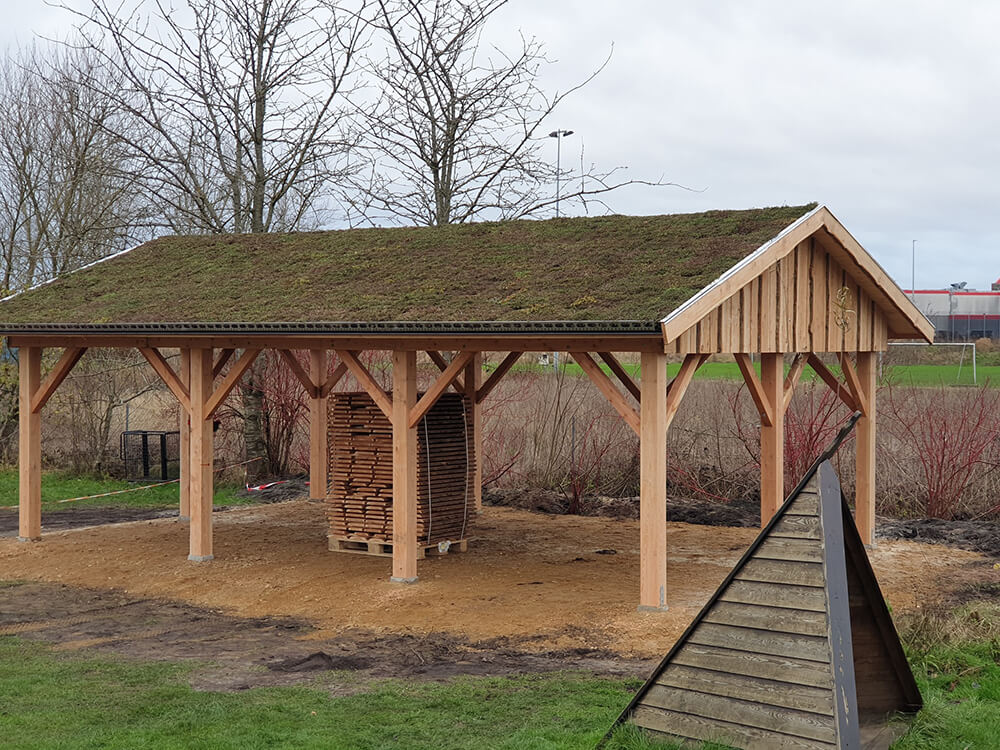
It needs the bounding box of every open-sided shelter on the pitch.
[607,417,922,748]
[0,204,932,608]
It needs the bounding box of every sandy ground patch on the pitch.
[1,503,994,659]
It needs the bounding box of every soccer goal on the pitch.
[884,341,977,385]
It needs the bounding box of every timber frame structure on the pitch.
[1,204,932,609]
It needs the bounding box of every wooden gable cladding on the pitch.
[666,238,889,354]
[607,424,921,750]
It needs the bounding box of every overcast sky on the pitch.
[6,0,999,290]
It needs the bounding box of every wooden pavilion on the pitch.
[0,203,932,609]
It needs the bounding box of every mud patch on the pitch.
[487,488,1000,556]
[0,582,653,692]
[485,488,760,527]
[876,517,1000,558]
[0,504,261,538]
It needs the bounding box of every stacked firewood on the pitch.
[327,391,475,545]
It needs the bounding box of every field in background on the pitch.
[513,359,996,387]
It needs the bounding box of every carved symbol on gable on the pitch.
[834,286,855,332]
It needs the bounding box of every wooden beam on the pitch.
[319,361,348,399]
[188,348,214,561]
[309,349,329,502]
[733,353,774,428]
[18,347,42,541]
[476,352,522,404]
[571,352,640,436]
[337,350,392,419]
[665,352,709,400]
[760,354,784,526]
[855,352,877,546]
[426,351,465,393]
[204,348,261,417]
[139,347,191,412]
[277,349,316,397]
[465,353,483,512]
[213,348,235,379]
[783,353,808,413]
[598,351,641,401]
[666,354,708,430]
[665,353,703,431]
[409,351,474,428]
[837,352,869,416]
[806,353,858,412]
[179,349,191,519]
[29,347,86,414]
[639,350,668,610]
[391,350,419,583]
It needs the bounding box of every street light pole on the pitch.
[911,239,916,302]
[548,129,574,217]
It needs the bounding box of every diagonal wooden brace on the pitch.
[337,350,392,418]
[409,351,474,428]
[427,351,465,394]
[734,353,775,427]
[598,351,641,401]
[571,352,640,436]
[807,353,859,412]
[30,347,86,414]
[476,352,521,404]
[139,347,191,412]
[278,349,316,396]
[205,349,261,418]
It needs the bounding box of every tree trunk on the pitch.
[241,361,270,481]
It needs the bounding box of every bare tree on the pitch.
[0,45,146,295]
[65,0,367,234]
[64,0,367,478]
[345,0,675,226]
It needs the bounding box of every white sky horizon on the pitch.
[6,0,999,291]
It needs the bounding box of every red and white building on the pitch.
[904,280,1000,340]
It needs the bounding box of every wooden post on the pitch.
[464,352,483,511]
[309,349,329,501]
[760,353,785,525]
[639,351,668,611]
[188,348,214,561]
[179,349,191,519]
[18,346,42,542]
[855,351,877,546]
[391,349,418,582]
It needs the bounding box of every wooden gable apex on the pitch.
[661,206,935,354]
[607,426,921,749]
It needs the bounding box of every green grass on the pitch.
[3,603,1000,750]
[0,636,641,750]
[514,359,999,387]
[0,469,246,511]
[0,205,815,325]
[894,640,1000,749]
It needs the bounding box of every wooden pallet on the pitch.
[328,536,470,559]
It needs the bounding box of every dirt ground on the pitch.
[2,502,996,664]
[0,581,652,691]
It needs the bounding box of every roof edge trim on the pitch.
[660,204,824,328]
[0,320,663,337]
[0,240,147,304]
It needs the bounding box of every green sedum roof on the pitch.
[0,205,816,329]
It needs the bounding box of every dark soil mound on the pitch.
[485,489,760,527]
[876,517,1000,558]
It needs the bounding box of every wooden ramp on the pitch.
[607,418,921,749]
